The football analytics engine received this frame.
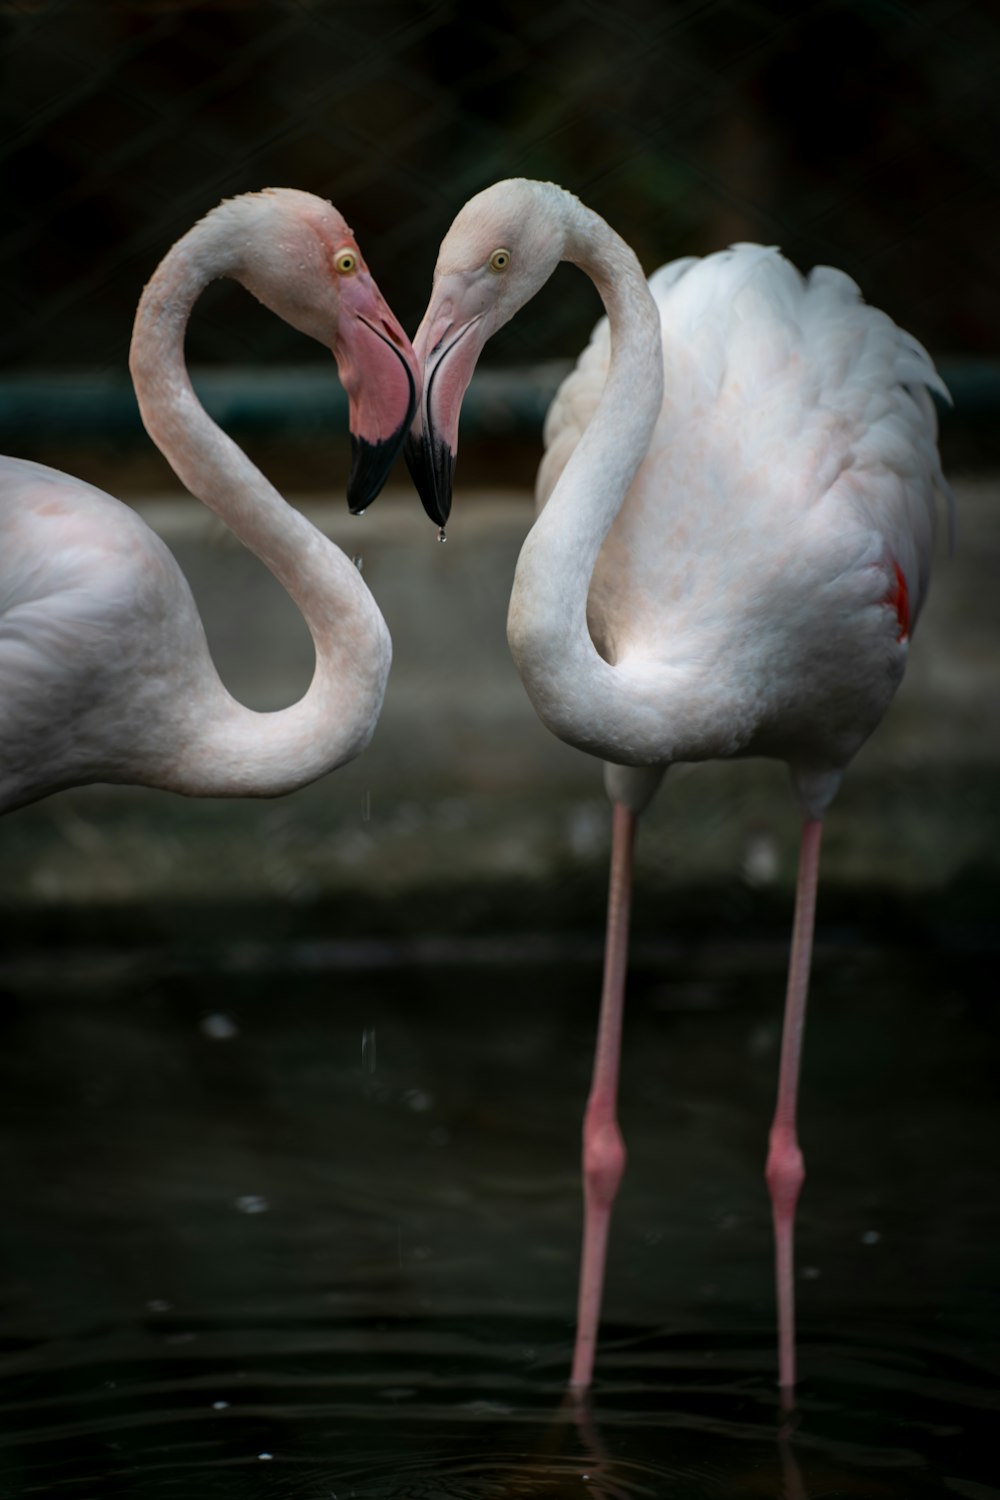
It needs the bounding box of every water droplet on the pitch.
[356,508,367,517]
[201,1013,238,1041]
[146,1299,171,1312]
[212,1400,229,1410]
[404,1088,433,1112]
[437,526,447,542]
[235,1194,270,1215]
[352,554,364,572]
[743,831,780,886]
[861,1229,881,1245]
[258,1452,273,1461]
[362,1028,376,1074]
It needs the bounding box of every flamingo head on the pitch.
[233,189,420,513]
[404,180,569,526]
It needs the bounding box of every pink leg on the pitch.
[765,816,824,1400]
[570,800,635,1391]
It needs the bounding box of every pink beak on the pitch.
[333,272,421,512]
[404,281,492,527]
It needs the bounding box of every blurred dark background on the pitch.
[3,0,999,377]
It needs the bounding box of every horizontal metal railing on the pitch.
[2,360,999,447]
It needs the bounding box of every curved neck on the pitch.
[506,199,668,766]
[129,215,389,796]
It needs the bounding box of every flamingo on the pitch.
[404,179,950,1397]
[0,188,419,814]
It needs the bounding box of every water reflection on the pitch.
[0,938,996,1495]
[0,1303,997,1495]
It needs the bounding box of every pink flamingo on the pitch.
[405,179,950,1397]
[0,189,418,814]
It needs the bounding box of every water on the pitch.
[0,933,996,1496]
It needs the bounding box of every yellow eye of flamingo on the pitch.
[334,249,358,275]
[488,247,511,272]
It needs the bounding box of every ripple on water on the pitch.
[1,949,997,1496]
[0,1312,997,1497]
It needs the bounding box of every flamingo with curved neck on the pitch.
[0,188,419,812]
[406,178,949,1397]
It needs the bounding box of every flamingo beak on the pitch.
[333,273,421,513]
[404,284,491,527]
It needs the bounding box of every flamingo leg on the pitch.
[570,800,636,1391]
[765,816,824,1400]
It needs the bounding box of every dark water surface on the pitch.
[0,927,997,1497]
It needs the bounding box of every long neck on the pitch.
[129,220,390,797]
[506,201,669,766]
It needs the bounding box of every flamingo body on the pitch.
[535,243,948,805]
[405,180,950,1396]
[0,456,207,808]
[0,190,419,815]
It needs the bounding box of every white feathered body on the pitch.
[0,457,228,811]
[0,454,389,814]
[536,245,950,799]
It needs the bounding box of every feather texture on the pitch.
[536,244,950,781]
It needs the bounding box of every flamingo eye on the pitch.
[334,249,358,275]
[488,247,511,272]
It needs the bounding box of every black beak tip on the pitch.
[346,431,404,514]
[344,326,418,514]
[403,431,454,529]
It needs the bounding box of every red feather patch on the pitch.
[886,560,910,643]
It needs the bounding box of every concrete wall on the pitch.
[2,481,996,915]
